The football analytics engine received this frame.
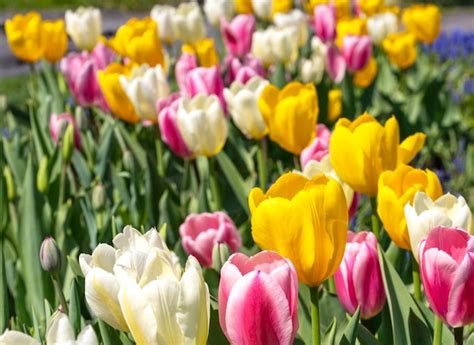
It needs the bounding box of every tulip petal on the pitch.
[46,312,76,344]
[76,325,99,345]
[398,132,426,165]
[378,186,410,250]
[219,260,244,337]
[0,330,39,344]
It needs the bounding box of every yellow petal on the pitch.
[398,132,426,165]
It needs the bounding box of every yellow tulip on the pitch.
[258,82,318,155]
[329,113,426,196]
[182,38,219,67]
[108,17,164,67]
[328,89,343,122]
[234,0,253,14]
[336,18,367,46]
[250,172,348,286]
[272,0,293,17]
[303,0,351,19]
[42,19,68,63]
[359,0,385,16]
[97,63,140,124]
[402,4,441,44]
[383,32,417,69]
[5,11,44,63]
[377,165,442,250]
[353,57,378,88]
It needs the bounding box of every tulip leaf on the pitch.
[208,307,229,345]
[71,151,91,188]
[98,319,121,345]
[356,324,381,345]
[68,279,82,336]
[216,151,250,214]
[95,121,115,180]
[79,198,97,250]
[0,239,8,332]
[322,318,337,345]
[339,307,360,345]
[29,104,52,160]
[377,248,431,345]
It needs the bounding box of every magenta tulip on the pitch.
[326,44,346,83]
[314,4,336,43]
[185,66,226,112]
[60,42,114,111]
[49,112,81,149]
[175,52,198,93]
[334,231,386,319]
[225,55,265,85]
[157,93,191,158]
[300,124,331,168]
[342,35,372,72]
[179,211,241,267]
[219,251,299,345]
[221,14,255,57]
[419,226,474,327]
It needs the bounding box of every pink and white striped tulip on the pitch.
[314,4,336,43]
[219,251,299,345]
[49,112,81,150]
[175,52,198,92]
[334,231,386,319]
[419,226,474,328]
[326,44,346,83]
[185,66,226,112]
[180,211,241,267]
[221,15,255,57]
[342,35,372,72]
[60,42,114,111]
[157,93,191,158]
[300,124,331,169]
[225,55,265,85]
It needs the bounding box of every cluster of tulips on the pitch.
[2,0,473,345]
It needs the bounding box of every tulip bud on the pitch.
[3,166,15,201]
[92,183,106,211]
[122,150,134,172]
[40,237,62,274]
[212,242,231,272]
[37,156,49,194]
[62,123,75,163]
[75,107,89,131]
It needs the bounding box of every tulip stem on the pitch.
[293,155,301,170]
[411,254,422,301]
[58,163,67,207]
[328,277,336,294]
[52,274,69,315]
[454,327,463,345]
[155,131,165,176]
[370,197,380,240]
[257,138,268,190]
[433,317,442,345]
[209,157,222,211]
[310,286,321,345]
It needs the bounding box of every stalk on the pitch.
[411,254,422,301]
[257,138,268,190]
[433,317,442,345]
[310,286,321,345]
[370,197,380,240]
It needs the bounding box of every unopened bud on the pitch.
[92,183,106,211]
[75,107,89,131]
[212,242,231,272]
[62,123,74,163]
[123,150,134,172]
[37,156,49,194]
[40,237,61,274]
[3,166,15,201]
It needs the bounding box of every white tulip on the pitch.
[177,95,227,157]
[204,0,235,26]
[118,256,210,345]
[298,155,354,209]
[251,0,273,20]
[224,76,268,140]
[274,9,309,47]
[173,2,207,44]
[150,5,178,43]
[46,311,98,345]
[119,64,170,121]
[405,192,473,261]
[252,26,299,66]
[299,56,325,84]
[0,330,38,345]
[367,12,398,45]
[65,7,102,51]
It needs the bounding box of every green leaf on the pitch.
[339,307,360,345]
[216,151,250,214]
[356,324,381,345]
[322,318,337,345]
[0,240,8,332]
[95,121,115,180]
[98,319,121,345]
[71,151,91,188]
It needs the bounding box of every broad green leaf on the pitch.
[339,308,360,345]
[68,279,81,335]
[98,319,121,345]
[322,318,337,345]
[95,121,115,180]
[0,240,8,332]
[71,151,91,188]
[356,324,381,345]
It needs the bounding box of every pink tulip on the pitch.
[49,112,81,149]
[326,44,346,83]
[334,231,386,319]
[60,42,114,111]
[157,93,191,158]
[314,5,336,43]
[175,52,198,92]
[185,66,226,112]
[221,14,255,57]
[219,251,299,345]
[300,124,332,168]
[179,212,241,267]
[419,226,474,328]
[225,55,265,85]
[342,35,372,72]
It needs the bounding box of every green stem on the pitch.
[433,317,442,345]
[370,197,380,240]
[293,155,301,170]
[52,275,68,314]
[58,164,67,207]
[155,131,165,176]
[310,286,321,345]
[454,327,463,345]
[257,138,268,190]
[209,157,222,211]
[411,254,422,301]
[328,277,336,294]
